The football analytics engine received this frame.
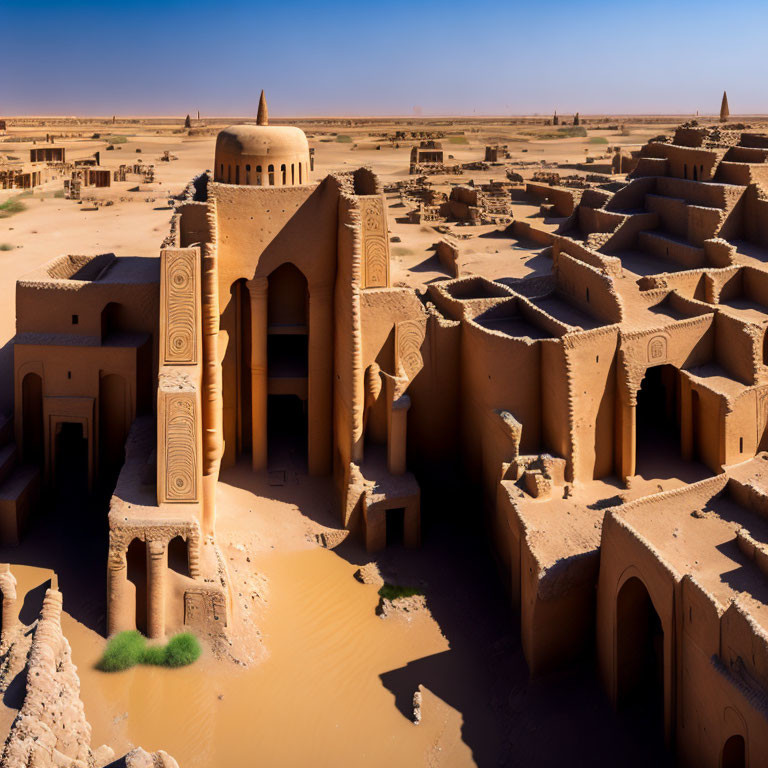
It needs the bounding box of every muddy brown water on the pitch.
[5,550,470,768]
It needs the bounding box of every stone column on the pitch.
[618,399,636,482]
[106,545,129,636]
[246,278,268,471]
[147,539,168,639]
[308,283,333,475]
[388,395,411,476]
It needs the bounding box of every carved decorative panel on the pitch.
[163,250,198,364]
[359,196,389,289]
[647,335,667,363]
[395,320,424,382]
[164,393,197,502]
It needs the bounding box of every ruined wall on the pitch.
[1,589,99,768]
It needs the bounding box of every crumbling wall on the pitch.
[2,589,99,768]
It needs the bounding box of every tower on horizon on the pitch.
[720,91,729,123]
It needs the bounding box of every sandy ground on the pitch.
[0,115,692,766]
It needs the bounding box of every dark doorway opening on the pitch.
[55,422,88,497]
[267,395,307,468]
[721,734,745,768]
[126,538,147,634]
[386,507,406,547]
[636,364,689,479]
[168,536,190,577]
[616,577,665,742]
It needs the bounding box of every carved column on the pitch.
[106,545,129,636]
[619,400,637,482]
[246,278,268,471]
[388,395,410,476]
[147,539,168,639]
[308,282,333,475]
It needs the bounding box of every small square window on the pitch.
[72,314,79,325]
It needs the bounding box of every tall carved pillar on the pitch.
[308,283,333,475]
[246,278,268,471]
[106,545,129,636]
[147,539,168,639]
[388,394,410,476]
[619,400,637,482]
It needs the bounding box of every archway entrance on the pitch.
[266,263,308,469]
[54,422,88,497]
[636,364,682,476]
[616,577,664,741]
[722,734,745,768]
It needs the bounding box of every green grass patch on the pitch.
[164,632,202,667]
[0,243,13,251]
[589,137,609,145]
[98,630,146,671]
[106,135,128,144]
[98,630,201,672]
[378,583,424,601]
[335,134,353,143]
[0,197,27,218]
[448,135,468,144]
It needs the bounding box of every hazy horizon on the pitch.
[5,0,767,117]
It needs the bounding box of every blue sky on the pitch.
[3,0,767,116]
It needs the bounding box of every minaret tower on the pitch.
[720,91,730,123]
[257,90,268,126]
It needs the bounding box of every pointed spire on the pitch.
[257,90,268,126]
[720,90,730,123]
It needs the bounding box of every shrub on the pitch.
[0,198,27,218]
[164,632,202,667]
[378,583,423,601]
[0,243,13,251]
[98,631,146,672]
[98,630,202,671]
[589,137,608,145]
[448,135,468,144]
[106,135,128,144]
[141,644,167,666]
[335,135,352,143]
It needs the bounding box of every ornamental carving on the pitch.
[164,250,197,364]
[164,394,197,502]
[359,196,389,289]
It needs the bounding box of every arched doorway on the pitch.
[101,302,126,341]
[636,364,681,474]
[99,374,127,489]
[267,263,308,467]
[722,734,745,768]
[616,576,664,740]
[126,539,147,634]
[22,372,43,464]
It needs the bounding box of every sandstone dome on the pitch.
[213,91,311,186]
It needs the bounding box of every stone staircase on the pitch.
[0,413,40,545]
